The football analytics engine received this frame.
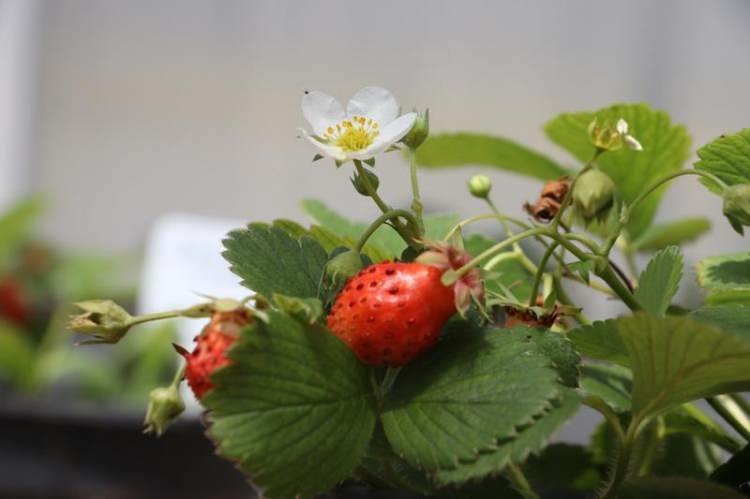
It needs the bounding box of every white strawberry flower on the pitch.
[616,118,643,151]
[300,86,417,164]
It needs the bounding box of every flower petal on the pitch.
[302,91,345,136]
[624,134,643,151]
[300,130,346,162]
[346,86,400,125]
[616,118,629,135]
[351,112,417,159]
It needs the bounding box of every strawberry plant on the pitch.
[70,88,750,498]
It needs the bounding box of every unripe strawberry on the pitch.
[175,308,252,399]
[0,277,31,326]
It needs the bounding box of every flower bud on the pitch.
[324,249,364,289]
[400,108,429,150]
[722,184,750,235]
[468,174,492,199]
[572,169,615,220]
[350,168,380,196]
[143,384,185,436]
[69,299,133,344]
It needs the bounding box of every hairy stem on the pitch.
[407,149,425,234]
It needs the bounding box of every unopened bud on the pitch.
[69,299,133,344]
[350,168,380,196]
[468,174,492,199]
[573,169,615,220]
[401,109,429,150]
[722,184,750,235]
[143,384,185,436]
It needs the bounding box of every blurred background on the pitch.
[1,1,749,497]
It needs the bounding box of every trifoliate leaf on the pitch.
[692,304,750,340]
[205,310,376,499]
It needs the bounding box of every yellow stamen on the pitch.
[323,116,380,153]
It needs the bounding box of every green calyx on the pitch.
[324,249,364,289]
[350,167,380,196]
[401,108,429,150]
[68,299,134,344]
[722,184,750,235]
[143,384,185,436]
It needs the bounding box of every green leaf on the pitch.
[205,310,376,498]
[414,133,568,181]
[692,305,750,340]
[380,326,564,473]
[435,388,582,485]
[631,217,712,251]
[695,128,750,193]
[619,314,750,420]
[545,103,691,238]
[580,363,633,412]
[222,223,328,302]
[711,444,750,493]
[569,320,630,367]
[524,444,602,492]
[634,246,684,316]
[697,252,750,305]
[619,477,747,499]
[272,294,323,324]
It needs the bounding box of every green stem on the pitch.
[529,242,559,307]
[407,149,425,234]
[130,310,186,326]
[171,364,186,386]
[505,462,540,499]
[598,265,641,311]
[585,396,626,443]
[599,422,639,499]
[707,395,750,441]
[352,159,421,250]
[354,209,419,253]
[443,213,532,242]
[602,169,728,256]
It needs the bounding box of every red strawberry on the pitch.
[175,308,252,399]
[327,248,483,367]
[0,277,31,326]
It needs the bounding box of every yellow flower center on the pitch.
[324,116,379,152]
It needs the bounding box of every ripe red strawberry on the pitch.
[175,308,252,399]
[0,277,31,326]
[327,247,483,367]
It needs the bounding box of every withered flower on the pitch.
[524,176,571,222]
